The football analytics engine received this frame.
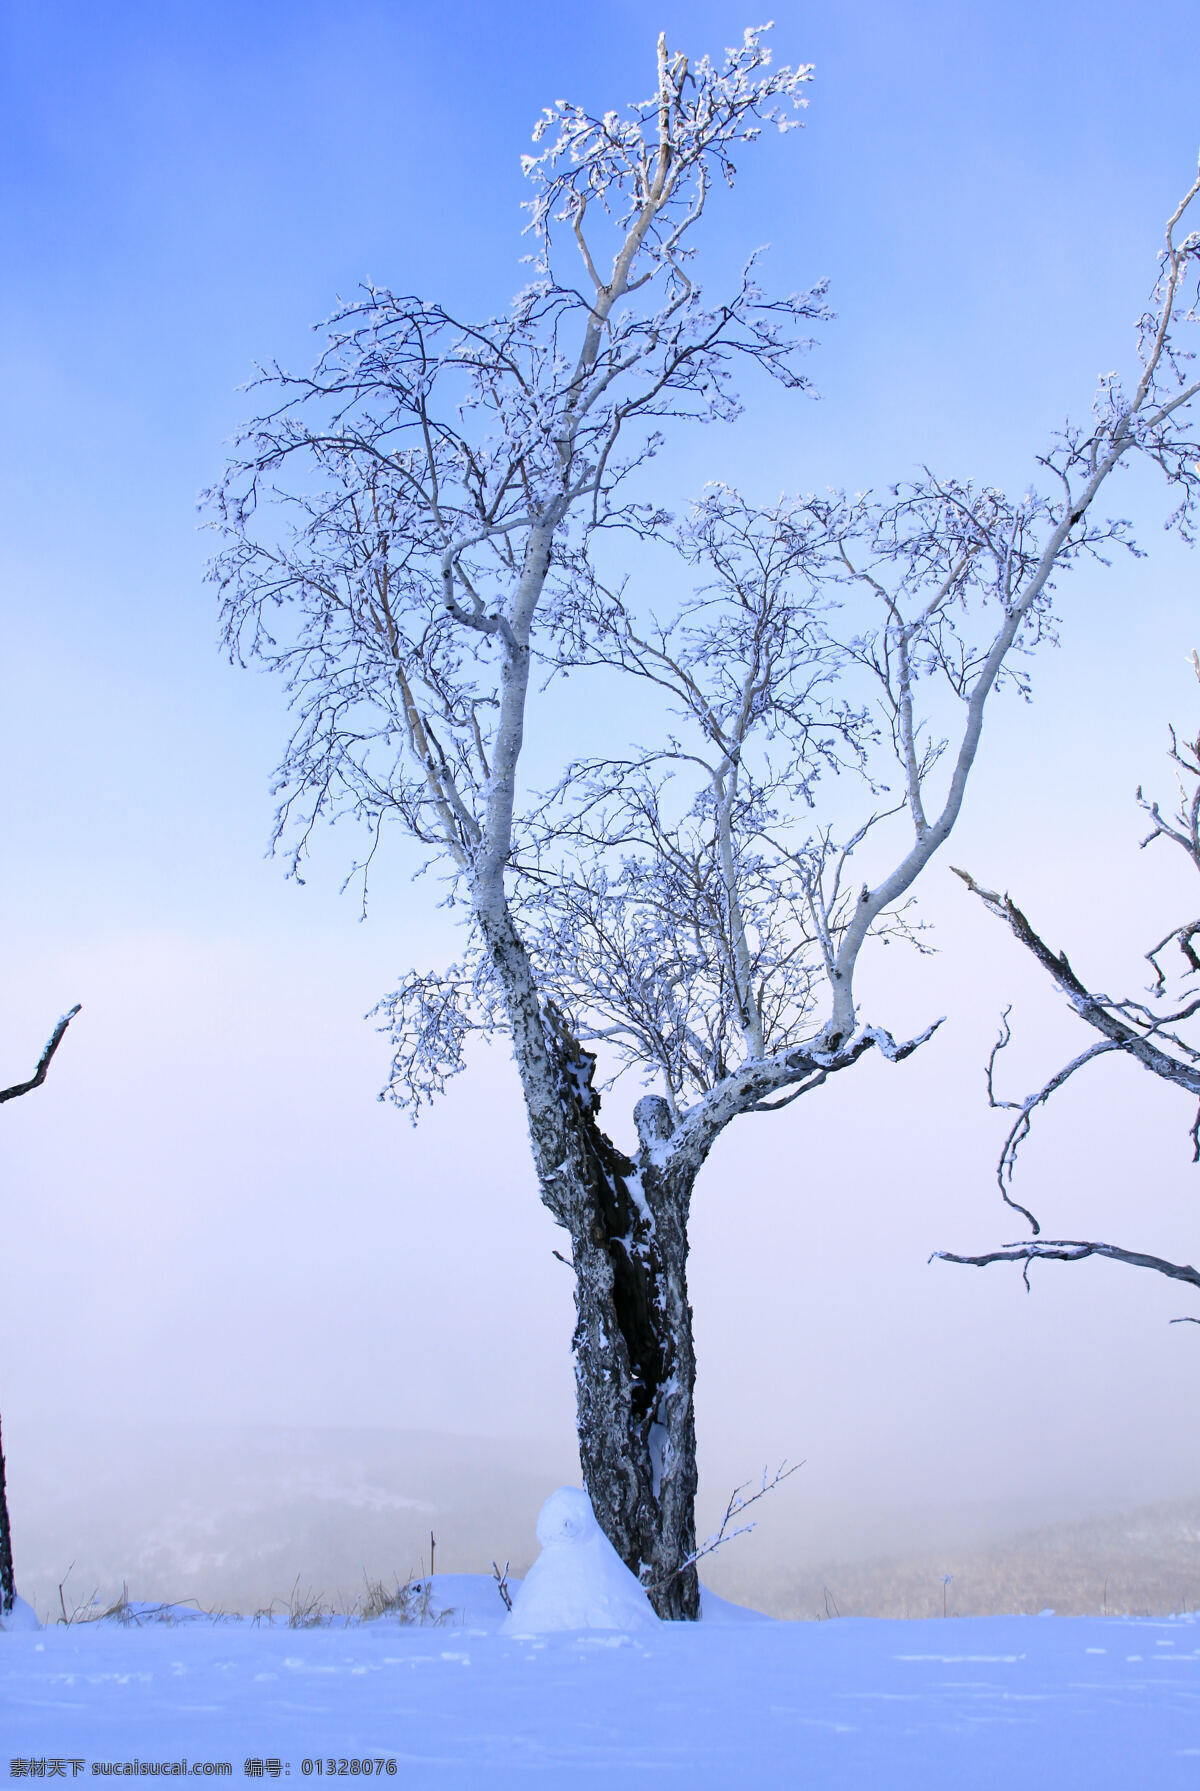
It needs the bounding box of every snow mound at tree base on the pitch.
[0,1596,41,1632]
[501,1487,659,1634]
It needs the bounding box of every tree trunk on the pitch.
[540,1007,700,1620]
[0,1413,15,1615]
[475,900,703,1618]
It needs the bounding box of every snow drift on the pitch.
[501,1487,659,1634]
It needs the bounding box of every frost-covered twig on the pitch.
[646,1459,803,1591]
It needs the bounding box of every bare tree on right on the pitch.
[937,656,1200,1314]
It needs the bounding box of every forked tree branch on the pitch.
[953,867,1200,1166]
[934,1237,1200,1296]
[940,754,1200,1313]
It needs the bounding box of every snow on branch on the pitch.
[207,34,827,939]
[371,957,500,1119]
[0,1006,81,1105]
[934,1237,1200,1302]
[209,38,1200,1190]
[522,27,812,270]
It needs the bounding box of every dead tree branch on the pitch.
[940,663,1200,1318]
[935,1237,1200,1295]
[0,1006,82,1105]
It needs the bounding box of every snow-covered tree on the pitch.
[210,26,1200,1616]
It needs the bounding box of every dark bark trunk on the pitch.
[0,1413,15,1615]
[475,902,703,1618]
[540,1007,700,1620]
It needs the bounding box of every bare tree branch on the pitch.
[0,1006,82,1105]
[934,1237,1200,1297]
[645,1459,803,1591]
[940,651,1200,1313]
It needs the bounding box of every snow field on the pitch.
[4,1494,1198,1783]
[3,1599,1200,1788]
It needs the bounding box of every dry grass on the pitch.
[285,1578,332,1628]
[358,1574,455,1625]
[56,1573,206,1627]
[242,1572,457,1628]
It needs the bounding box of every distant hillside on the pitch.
[6,1421,576,1619]
[743,1499,1200,1620]
[6,1419,1198,1621]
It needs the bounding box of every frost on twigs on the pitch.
[208,30,828,914]
[646,1460,802,1593]
[521,26,812,271]
[372,951,500,1118]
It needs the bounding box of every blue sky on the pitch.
[1,0,1195,938]
[3,1,1200,1557]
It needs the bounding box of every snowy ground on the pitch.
[3,1579,1199,1787]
